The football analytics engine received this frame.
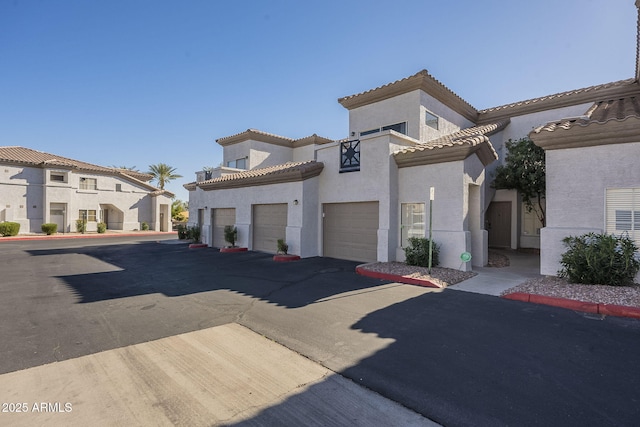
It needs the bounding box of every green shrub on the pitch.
[76,219,86,233]
[141,222,149,231]
[177,224,188,240]
[559,232,640,286]
[277,238,288,255]
[41,223,57,235]
[187,226,201,243]
[0,222,20,237]
[224,225,237,247]
[97,222,107,234]
[404,237,439,267]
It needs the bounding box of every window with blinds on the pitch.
[606,188,640,245]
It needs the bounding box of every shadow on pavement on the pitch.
[26,243,385,308]
[339,290,640,427]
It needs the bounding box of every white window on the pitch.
[401,203,425,247]
[425,112,439,130]
[79,177,97,190]
[226,158,247,169]
[606,188,640,245]
[78,209,97,222]
[50,173,66,182]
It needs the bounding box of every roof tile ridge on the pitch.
[479,78,636,113]
[338,69,477,112]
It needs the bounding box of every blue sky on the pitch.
[1,0,637,201]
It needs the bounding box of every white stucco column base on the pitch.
[201,225,210,246]
[377,229,390,262]
[471,229,488,267]
[540,227,602,276]
[285,226,301,257]
[433,230,472,272]
[236,223,251,249]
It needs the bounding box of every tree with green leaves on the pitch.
[171,199,187,221]
[493,137,546,226]
[147,163,182,190]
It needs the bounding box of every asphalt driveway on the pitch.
[1,236,639,426]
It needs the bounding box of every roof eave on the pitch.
[530,116,640,150]
[338,70,478,123]
[394,141,497,168]
[197,163,324,191]
[478,80,639,124]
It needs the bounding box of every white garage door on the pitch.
[212,208,236,248]
[323,202,379,262]
[252,204,288,254]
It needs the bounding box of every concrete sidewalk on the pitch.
[450,250,541,296]
[0,323,437,427]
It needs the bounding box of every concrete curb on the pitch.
[355,265,441,289]
[502,292,640,319]
[0,232,176,242]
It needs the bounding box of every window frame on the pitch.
[400,203,426,248]
[78,209,97,222]
[425,111,439,130]
[79,177,97,190]
[606,188,640,245]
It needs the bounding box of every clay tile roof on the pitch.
[193,160,324,190]
[393,120,508,168]
[216,129,295,147]
[534,97,640,133]
[293,134,334,147]
[338,70,478,122]
[0,146,115,173]
[0,146,169,194]
[530,96,640,150]
[478,79,638,123]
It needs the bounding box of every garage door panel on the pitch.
[212,208,236,248]
[323,202,378,263]
[253,204,287,254]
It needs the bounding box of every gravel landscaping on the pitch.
[359,262,477,288]
[501,276,640,308]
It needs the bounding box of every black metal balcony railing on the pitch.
[340,139,360,173]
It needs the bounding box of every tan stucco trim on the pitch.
[216,129,295,147]
[478,80,638,124]
[394,140,497,168]
[530,116,640,150]
[338,70,478,122]
[197,163,323,190]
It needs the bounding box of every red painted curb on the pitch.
[529,294,599,314]
[273,254,301,262]
[502,292,530,302]
[188,243,208,248]
[355,266,441,289]
[220,247,248,253]
[0,232,176,241]
[502,292,640,319]
[598,304,640,319]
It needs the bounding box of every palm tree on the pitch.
[147,163,182,190]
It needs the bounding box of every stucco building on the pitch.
[186,1,640,275]
[0,146,173,234]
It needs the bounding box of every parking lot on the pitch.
[2,236,640,426]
